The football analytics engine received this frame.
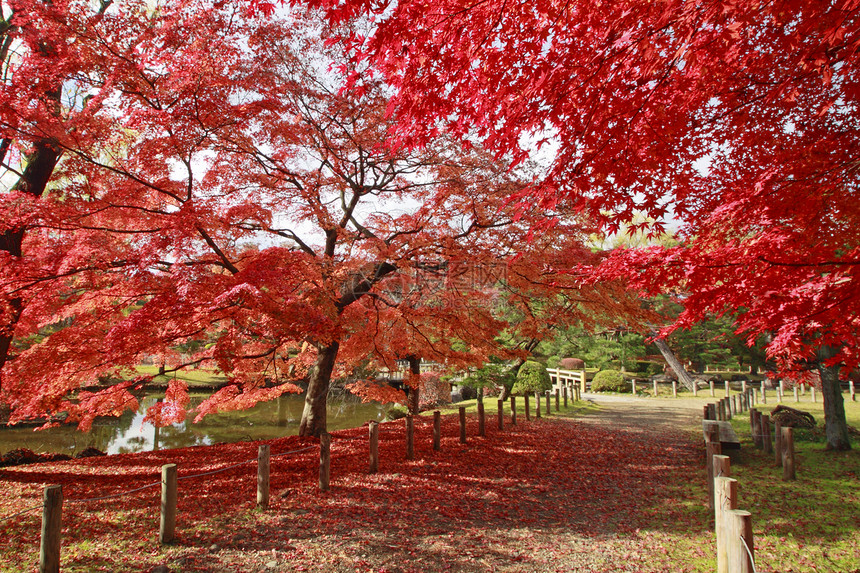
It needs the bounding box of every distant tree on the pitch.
[458,360,517,404]
[540,325,646,372]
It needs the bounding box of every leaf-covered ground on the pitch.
[1,396,858,572]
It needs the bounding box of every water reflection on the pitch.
[0,392,388,456]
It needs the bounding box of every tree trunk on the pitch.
[653,337,696,392]
[817,345,851,451]
[406,355,421,415]
[0,138,62,394]
[0,301,21,391]
[298,342,340,437]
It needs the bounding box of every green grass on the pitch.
[642,393,860,572]
[721,411,860,572]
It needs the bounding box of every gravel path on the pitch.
[576,393,704,436]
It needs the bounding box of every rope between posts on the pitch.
[0,505,42,522]
[271,444,317,457]
[164,444,319,481]
[0,443,319,520]
[177,459,255,480]
[68,481,162,502]
[329,433,362,441]
[740,534,758,573]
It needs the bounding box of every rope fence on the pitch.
[1,443,320,523]
[3,393,570,572]
[703,382,802,573]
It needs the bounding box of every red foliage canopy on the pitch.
[301,0,860,371]
[1,1,641,431]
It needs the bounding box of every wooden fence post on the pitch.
[580,370,586,394]
[782,427,796,480]
[741,380,747,394]
[458,406,467,443]
[632,379,637,395]
[717,399,725,421]
[773,419,782,466]
[40,485,63,573]
[710,380,715,397]
[497,399,504,430]
[672,380,678,397]
[705,423,721,510]
[555,389,560,412]
[533,392,541,419]
[761,414,772,455]
[545,390,551,415]
[563,387,568,408]
[749,408,757,447]
[319,432,331,491]
[653,379,659,397]
[727,510,755,573]
[713,453,731,482]
[708,403,717,421]
[433,411,441,451]
[751,409,762,448]
[760,381,767,404]
[477,402,486,437]
[811,387,816,403]
[715,476,738,573]
[524,394,531,421]
[510,396,517,425]
[755,409,764,449]
[160,463,177,545]
[725,381,730,397]
[257,445,270,509]
[703,405,711,420]
[406,416,415,460]
[850,380,856,402]
[794,386,799,403]
[369,421,379,473]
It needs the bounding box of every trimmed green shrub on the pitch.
[559,357,585,370]
[511,361,553,395]
[591,369,628,393]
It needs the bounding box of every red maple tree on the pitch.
[302,0,859,449]
[1,4,641,438]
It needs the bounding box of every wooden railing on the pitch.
[547,368,588,394]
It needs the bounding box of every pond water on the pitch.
[0,393,389,456]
